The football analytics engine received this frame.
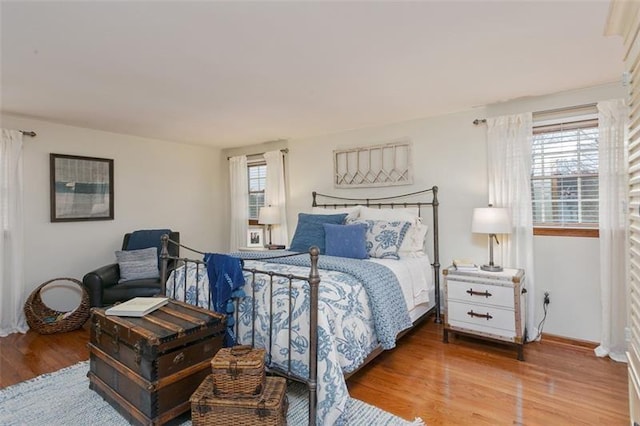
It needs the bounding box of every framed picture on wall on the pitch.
[247,228,264,248]
[50,153,114,222]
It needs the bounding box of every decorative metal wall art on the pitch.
[333,141,413,188]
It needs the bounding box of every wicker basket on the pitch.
[24,278,90,334]
[211,345,266,397]
[191,375,288,426]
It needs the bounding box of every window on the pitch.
[531,108,599,237]
[248,162,266,222]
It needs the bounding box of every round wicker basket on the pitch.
[24,278,90,334]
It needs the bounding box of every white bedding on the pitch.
[369,254,434,321]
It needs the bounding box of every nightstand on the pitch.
[237,246,285,252]
[443,266,526,361]
[238,247,269,252]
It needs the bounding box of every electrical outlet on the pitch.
[543,291,550,305]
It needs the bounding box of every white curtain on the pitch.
[486,113,537,341]
[264,150,288,246]
[229,156,248,252]
[595,99,628,362]
[0,129,28,336]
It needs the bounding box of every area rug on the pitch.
[0,361,423,425]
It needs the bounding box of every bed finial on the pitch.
[308,245,320,425]
[430,186,441,323]
[160,234,169,295]
[312,191,318,207]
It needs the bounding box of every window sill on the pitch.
[533,227,599,238]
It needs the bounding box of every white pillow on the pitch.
[311,206,360,221]
[398,222,428,257]
[359,206,426,255]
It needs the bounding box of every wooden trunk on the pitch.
[88,299,226,426]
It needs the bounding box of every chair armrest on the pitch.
[83,263,120,307]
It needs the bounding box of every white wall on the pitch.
[4,82,624,341]
[286,108,490,269]
[283,83,625,342]
[534,236,601,340]
[1,114,225,310]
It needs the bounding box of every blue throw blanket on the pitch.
[233,251,412,349]
[204,253,245,346]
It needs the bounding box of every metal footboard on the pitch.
[159,235,320,425]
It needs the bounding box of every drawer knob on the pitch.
[467,310,493,320]
[466,288,492,298]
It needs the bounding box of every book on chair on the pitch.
[105,297,169,317]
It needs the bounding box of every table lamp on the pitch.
[471,205,512,272]
[258,205,281,247]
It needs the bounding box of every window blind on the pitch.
[247,162,266,220]
[531,115,599,228]
[625,1,640,385]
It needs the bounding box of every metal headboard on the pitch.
[311,186,441,323]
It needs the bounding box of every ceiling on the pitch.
[1,1,623,148]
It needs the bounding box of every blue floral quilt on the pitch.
[167,252,412,425]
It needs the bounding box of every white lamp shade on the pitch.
[258,206,280,225]
[471,207,512,234]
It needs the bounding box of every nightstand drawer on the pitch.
[447,300,516,338]
[447,279,514,309]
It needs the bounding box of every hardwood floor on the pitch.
[348,322,628,425]
[0,324,89,387]
[0,320,628,425]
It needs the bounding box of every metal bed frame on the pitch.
[159,186,440,425]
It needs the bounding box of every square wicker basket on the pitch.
[191,375,288,426]
[211,345,266,397]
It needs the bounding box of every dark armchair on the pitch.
[83,231,180,307]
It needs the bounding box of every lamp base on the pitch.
[481,264,504,272]
[265,244,286,250]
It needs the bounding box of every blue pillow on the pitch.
[289,213,348,254]
[323,223,369,259]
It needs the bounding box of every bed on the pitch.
[159,187,441,425]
